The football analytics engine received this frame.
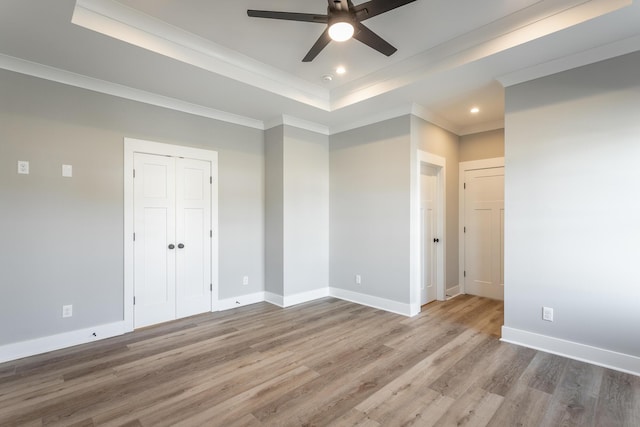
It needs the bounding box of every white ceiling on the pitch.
[1,0,640,135]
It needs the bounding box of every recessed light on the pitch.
[470,107,480,114]
[336,65,346,75]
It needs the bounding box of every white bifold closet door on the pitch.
[133,153,211,328]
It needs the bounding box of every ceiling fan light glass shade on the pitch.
[328,21,354,42]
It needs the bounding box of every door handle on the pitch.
[168,244,175,249]
[433,238,440,243]
[178,243,185,249]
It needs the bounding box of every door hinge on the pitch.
[210,230,212,238]
[464,227,466,233]
[464,271,466,277]
[133,232,136,241]
[464,182,466,189]
[210,284,212,292]
[210,176,212,184]
[133,296,136,305]
[133,169,136,178]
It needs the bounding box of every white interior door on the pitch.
[463,167,504,300]
[134,153,176,328]
[134,153,211,328]
[176,158,211,318]
[421,165,438,305]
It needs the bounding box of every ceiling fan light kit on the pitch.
[247,0,417,62]
[328,21,354,42]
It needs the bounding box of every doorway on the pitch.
[124,138,218,331]
[459,158,504,300]
[420,164,438,305]
[415,151,446,310]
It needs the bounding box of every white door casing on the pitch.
[124,138,218,332]
[460,158,504,300]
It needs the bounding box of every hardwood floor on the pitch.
[1,295,638,426]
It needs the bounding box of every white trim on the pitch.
[501,326,640,377]
[458,157,505,294]
[329,103,464,136]
[330,105,413,135]
[124,138,219,331]
[72,0,329,111]
[329,0,631,110]
[329,287,417,317]
[459,120,505,136]
[264,292,284,308]
[497,33,640,87]
[264,115,330,135]
[0,321,126,364]
[0,53,264,130]
[446,285,461,298]
[218,292,266,311]
[283,288,330,307]
[411,104,461,135]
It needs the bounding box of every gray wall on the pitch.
[282,126,329,295]
[459,129,504,162]
[0,70,265,345]
[264,126,284,297]
[330,116,412,303]
[504,52,640,356]
[412,116,460,291]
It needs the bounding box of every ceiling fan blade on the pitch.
[353,0,417,21]
[353,22,396,56]
[247,10,328,23]
[302,28,332,62]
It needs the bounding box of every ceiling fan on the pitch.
[247,0,417,62]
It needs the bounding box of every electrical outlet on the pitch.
[542,306,554,322]
[355,274,362,285]
[62,305,73,318]
[242,276,249,285]
[18,161,29,175]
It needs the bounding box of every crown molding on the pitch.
[410,104,461,135]
[329,104,412,135]
[330,0,631,110]
[72,0,330,111]
[71,0,629,116]
[497,33,640,87]
[0,53,264,130]
[459,120,505,136]
[264,115,330,135]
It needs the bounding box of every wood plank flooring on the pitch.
[1,295,638,426]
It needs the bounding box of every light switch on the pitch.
[18,161,29,175]
[62,164,73,178]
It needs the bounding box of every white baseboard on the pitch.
[283,287,330,307]
[0,321,126,364]
[329,287,415,317]
[264,291,284,307]
[0,287,417,364]
[218,292,266,311]
[446,285,461,297]
[501,326,640,377]
[264,288,331,308]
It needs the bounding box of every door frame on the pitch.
[458,157,504,295]
[124,138,218,332]
[411,150,446,314]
